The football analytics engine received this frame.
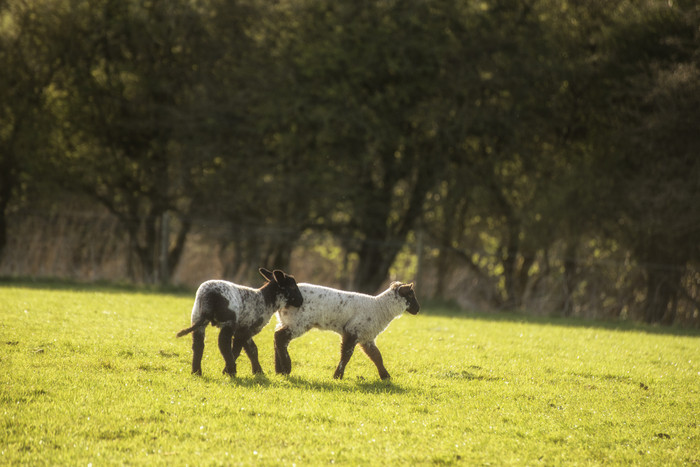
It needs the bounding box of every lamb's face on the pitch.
[280,275,304,309]
[397,283,420,315]
[260,268,304,309]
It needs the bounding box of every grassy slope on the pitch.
[0,284,698,465]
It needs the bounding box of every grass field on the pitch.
[1,282,698,465]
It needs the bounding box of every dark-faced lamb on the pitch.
[274,281,420,380]
[176,268,303,377]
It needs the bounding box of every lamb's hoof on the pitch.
[222,365,236,377]
[192,368,202,376]
[276,365,291,375]
[380,373,391,381]
[333,372,343,380]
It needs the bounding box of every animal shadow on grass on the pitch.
[438,365,501,382]
[283,375,407,394]
[212,373,273,388]
[210,373,406,394]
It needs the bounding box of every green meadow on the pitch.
[1,283,698,465]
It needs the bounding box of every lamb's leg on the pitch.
[274,327,293,375]
[218,325,237,376]
[333,333,358,379]
[191,328,205,375]
[231,337,243,360]
[360,341,390,380]
[229,331,261,375]
[242,338,263,374]
[227,336,250,376]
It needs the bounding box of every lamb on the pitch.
[274,281,420,380]
[177,268,303,377]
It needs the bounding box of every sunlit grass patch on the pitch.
[1,283,698,465]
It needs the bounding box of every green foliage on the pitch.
[45,0,214,284]
[1,284,699,464]
[0,0,66,255]
[1,0,699,322]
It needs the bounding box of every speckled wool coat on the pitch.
[178,268,303,377]
[275,282,409,344]
[191,280,280,334]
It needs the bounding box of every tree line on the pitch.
[1,0,698,325]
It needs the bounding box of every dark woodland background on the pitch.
[1,0,699,326]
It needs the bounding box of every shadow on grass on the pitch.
[217,373,407,394]
[0,276,193,296]
[436,367,502,382]
[422,300,700,338]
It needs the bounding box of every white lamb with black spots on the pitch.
[176,268,302,377]
[274,282,420,380]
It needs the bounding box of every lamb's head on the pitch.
[259,268,303,309]
[393,282,420,315]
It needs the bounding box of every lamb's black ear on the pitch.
[259,268,274,282]
[398,284,413,297]
[272,269,286,285]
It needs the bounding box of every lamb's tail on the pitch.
[176,317,208,338]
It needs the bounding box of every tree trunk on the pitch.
[0,196,8,261]
[561,240,579,317]
[502,218,521,309]
[644,266,681,324]
[0,153,14,260]
[640,237,684,324]
[166,215,191,284]
[353,239,402,294]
